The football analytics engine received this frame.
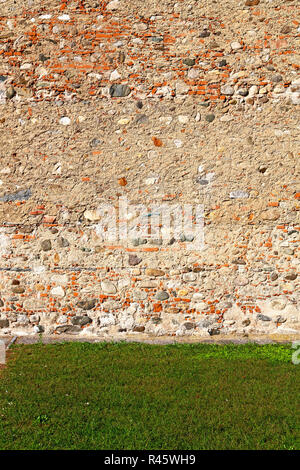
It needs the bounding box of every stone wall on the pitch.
[0,0,299,340]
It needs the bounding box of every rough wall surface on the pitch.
[0,0,299,340]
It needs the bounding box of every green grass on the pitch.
[0,342,299,450]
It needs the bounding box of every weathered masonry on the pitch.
[0,0,299,340]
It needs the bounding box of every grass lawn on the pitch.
[0,341,299,450]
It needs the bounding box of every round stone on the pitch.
[60,117,71,125]
[205,114,215,122]
[57,236,69,247]
[77,299,96,310]
[155,291,169,301]
[101,281,117,294]
[132,289,147,301]
[183,58,195,66]
[221,85,234,95]
[285,273,297,281]
[271,75,283,83]
[199,30,210,38]
[41,239,52,251]
[6,86,16,99]
[183,272,197,282]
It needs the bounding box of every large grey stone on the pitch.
[0,189,31,202]
[41,239,52,251]
[71,316,92,326]
[156,291,169,301]
[257,314,271,321]
[109,84,131,97]
[55,325,81,334]
[76,299,96,310]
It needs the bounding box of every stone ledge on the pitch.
[1,333,299,346]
